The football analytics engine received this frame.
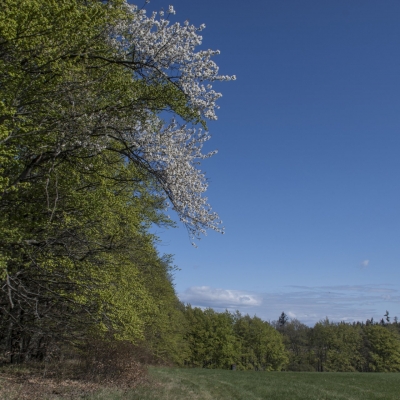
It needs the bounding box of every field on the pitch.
[93,368,400,400]
[2,367,400,399]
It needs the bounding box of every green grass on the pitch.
[90,367,400,400]
[2,366,399,399]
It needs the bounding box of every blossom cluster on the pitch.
[108,3,234,240]
[112,2,236,121]
[123,116,222,240]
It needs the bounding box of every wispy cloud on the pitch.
[288,284,397,294]
[360,259,369,269]
[178,284,400,325]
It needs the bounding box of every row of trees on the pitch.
[182,307,288,370]
[276,313,400,372]
[0,0,232,365]
[163,308,400,372]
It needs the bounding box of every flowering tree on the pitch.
[1,0,235,241]
[0,0,234,361]
[102,2,236,239]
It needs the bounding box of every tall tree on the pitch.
[0,0,234,240]
[280,319,313,371]
[0,0,234,362]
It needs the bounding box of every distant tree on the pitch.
[311,319,332,372]
[310,319,366,372]
[384,310,390,323]
[278,312,289,328]
[280,319,313,371]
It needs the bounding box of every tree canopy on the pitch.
[0,0,234,363]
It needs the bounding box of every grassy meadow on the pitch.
[2,366,400,399]
[90,368,400,400]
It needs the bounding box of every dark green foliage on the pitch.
[275,316,400,372]
[278,319,314,371]
[278,312,289,327]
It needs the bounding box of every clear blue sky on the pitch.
[145,0,400,325]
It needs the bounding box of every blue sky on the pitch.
[145,0,400,325]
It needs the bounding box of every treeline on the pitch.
[170,308,400,373]
[275,312,400,372]
[0,0,227,371]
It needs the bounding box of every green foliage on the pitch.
[310,320,365,372]
[140,263,190,365]
[234,314,288,371]
[184,307,238,369]
[97,308,397,374]
[182,308,287,371]
[0,0,203,363]
[278,319,313,371]
[274,315,400,373]
[0,148,173,353]
[365,325,400,372]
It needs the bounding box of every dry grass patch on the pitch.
[0,340,150,399]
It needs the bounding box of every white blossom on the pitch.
[106,3,234,240]
[110,3,235,121]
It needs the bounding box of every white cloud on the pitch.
[180,286,262,308]
[360,259,369,268]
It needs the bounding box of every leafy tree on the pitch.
[140,259,190,365]
[0,0,233,363]
[0,151,171,360]
[325,323,365,372]
[183,307,237,369]
[234,314,288,371]
[311,319,365,372]
[365,325,400,372]
[280,319,313,371]
[0,0,234,240]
